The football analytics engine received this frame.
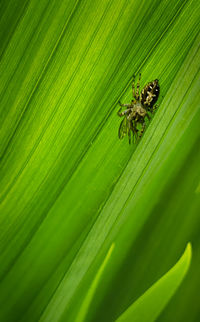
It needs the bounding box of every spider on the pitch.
[117,73,160,144]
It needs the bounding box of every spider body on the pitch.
[118,74,159,144]
[140,80,160,107]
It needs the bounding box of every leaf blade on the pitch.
[116,243,192,322]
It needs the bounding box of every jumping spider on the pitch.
[118,73,160,144]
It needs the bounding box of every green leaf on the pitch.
[75,243,115,322]
[116,243,192,322]
[0,0,199,321]
[38,30,200,322]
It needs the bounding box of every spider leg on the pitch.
[138,122,146,138]
[128,128,131,144]
[130,121,138,143]
[136,73,141,100]
[132,74,136,98]
[118,101,131,107]
[118,117,127,139]
[127,120,133,144]
[117,108,130,117]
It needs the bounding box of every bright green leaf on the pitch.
[75,243,115,322]
[116,243,192,322]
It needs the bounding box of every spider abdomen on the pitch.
[140,79,160,107]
